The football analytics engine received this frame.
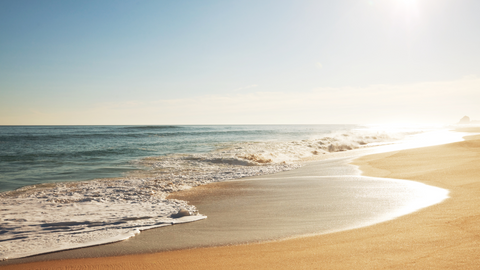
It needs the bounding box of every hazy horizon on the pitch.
[1,0,479,126]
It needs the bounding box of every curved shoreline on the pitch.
[2,128,480,269]
[0,155,448,265]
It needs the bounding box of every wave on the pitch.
[0,130,257,142]
[0,128,406,260]
[0,178,206,260]
[0,147,135,162]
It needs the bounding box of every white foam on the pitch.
[0,179,205,260]
[0,127,444,260]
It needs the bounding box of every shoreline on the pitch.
[2,128,480,269]
[2,155,445,265]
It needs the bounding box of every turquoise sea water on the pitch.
[2,124,450,260]
[0,125,358,192]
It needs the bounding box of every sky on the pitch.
[1,0,479,125]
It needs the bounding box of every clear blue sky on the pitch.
[1,0,479,125]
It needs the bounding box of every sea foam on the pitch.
[0,129,404,260]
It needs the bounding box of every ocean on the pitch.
[0,124,455,260]
[0,124,374,193]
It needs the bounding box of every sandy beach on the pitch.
[3,128,480,269]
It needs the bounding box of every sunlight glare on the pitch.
[393,0,420,22]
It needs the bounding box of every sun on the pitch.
[392,0,420,22]
[394,0,418,8]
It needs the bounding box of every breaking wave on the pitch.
[0,128,406,260]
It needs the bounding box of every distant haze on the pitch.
[1,0,479,125]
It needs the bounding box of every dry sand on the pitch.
[3,128,480,269]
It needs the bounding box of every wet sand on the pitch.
[1,157,446,265]
[3,128,480,269]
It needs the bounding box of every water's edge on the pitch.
[0,155,450,265]
[0,128,467,263]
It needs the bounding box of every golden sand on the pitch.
[4,128,480,269]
